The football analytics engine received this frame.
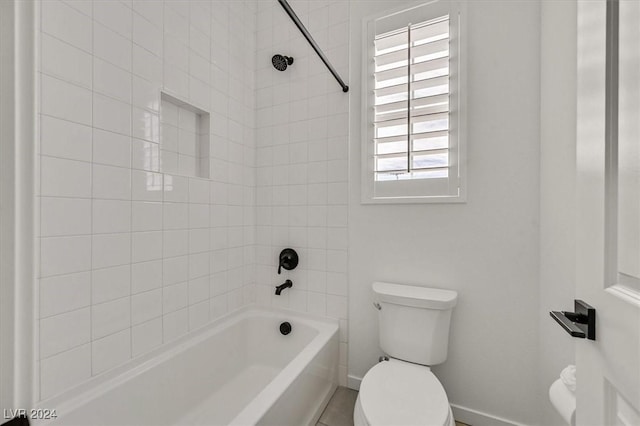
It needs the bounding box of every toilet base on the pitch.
[353,393,455,426]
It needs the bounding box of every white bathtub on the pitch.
[35,306,339,426]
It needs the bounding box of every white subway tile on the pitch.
[42,0,92,52]
[188,301,209,330]
[40,272,90,318]
[93,164,131,200]
[189,178,210,204]
[40,115,92,162]
[40,344,91,400]
[93,58,132,104]
[93,94,132,136]
[40,197,91,237]
[189,51,210,85]
[132,76,160,113]
[163,308,188,342]
[163,7,188,44]
[92,265,131,305]
[41,34,92,89]
[132,231,163,263]
[163,202,189,230]
[188,252,209,280]
[189,229,209,254]
[162,229,189,259]
[131,259,163,294]
[40,236,91,277]
[188,203,209,229]
[133,12,163,57]
[92,233,131,269]
[132,201,162,231]
[132,107,160,143]
[188,276,209,305]
[163,175,188,202]
[40,307,90,358]
[92,199,131,234]
[132,1,163,28]
[162,282,188,313]
[326,249,347,273]
[307,292,326,316]
[93,129,132,168]
[160,99,179,126]
[93,0,132,39]
[131,288,162,325]
[162,151,179,175]
[41,156,91,198]
[163,65,189,99]
[131,317,162,357]
[162,255,188,286]
[190,27,210,60]
[94,23,132,71]
[132,170,163,201]
[132,139,161,172]
[92,297,131,339]
[92,329,131,375]
[42,75,92,126]
[133,45,162,83]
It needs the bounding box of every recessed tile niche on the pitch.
[160,92,210,179]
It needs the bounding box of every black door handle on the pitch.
[550,299,596,340]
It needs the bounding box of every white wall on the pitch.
[253,0,350,386]
[36,0,257,401]
[348,1,541,424]
[538,1,577,425]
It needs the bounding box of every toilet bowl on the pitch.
[354,358,454,426]
[354,282,458,426]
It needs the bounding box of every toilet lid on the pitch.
[359,360,450,426]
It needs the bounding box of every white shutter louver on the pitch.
[373,16,450,182]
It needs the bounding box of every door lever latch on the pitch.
[550,299,596,340]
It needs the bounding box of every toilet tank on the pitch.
[373,282,457,366]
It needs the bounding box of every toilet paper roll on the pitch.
[549,378,576,426]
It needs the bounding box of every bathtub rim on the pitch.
[33,305,339,425]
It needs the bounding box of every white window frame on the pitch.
[361,0,467,204]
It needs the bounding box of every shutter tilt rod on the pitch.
[277,0,349,93]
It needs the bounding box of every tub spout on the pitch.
[275,279,293,295]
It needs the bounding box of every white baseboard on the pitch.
[347,374,362,391]
[450,403,530,426]
[345,374,529,426]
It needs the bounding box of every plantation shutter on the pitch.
[373,16,451,182]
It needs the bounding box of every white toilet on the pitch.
[354,282,458,426]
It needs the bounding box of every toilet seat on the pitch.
[357,359,452,426]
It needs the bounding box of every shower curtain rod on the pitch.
[277,0,349,93]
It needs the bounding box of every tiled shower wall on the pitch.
[253,0,350,385]
[37,0,257,400]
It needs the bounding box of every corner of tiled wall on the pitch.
[254,0,350,386]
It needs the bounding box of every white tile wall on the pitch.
[37,0,257,401]
[37,0,347,401]
[254,0,350,386]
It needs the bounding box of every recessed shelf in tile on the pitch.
[160,92,210,179]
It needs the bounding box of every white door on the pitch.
[575,0,640,424]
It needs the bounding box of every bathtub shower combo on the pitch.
[34,308,339,426]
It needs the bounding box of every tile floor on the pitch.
[316,386,470,426]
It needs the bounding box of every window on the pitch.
[362,1,466,203]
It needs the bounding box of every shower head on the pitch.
[272,54,294,71]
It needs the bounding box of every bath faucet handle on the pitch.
[278,248,299,274]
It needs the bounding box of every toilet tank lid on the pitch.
[372,282,457,309]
